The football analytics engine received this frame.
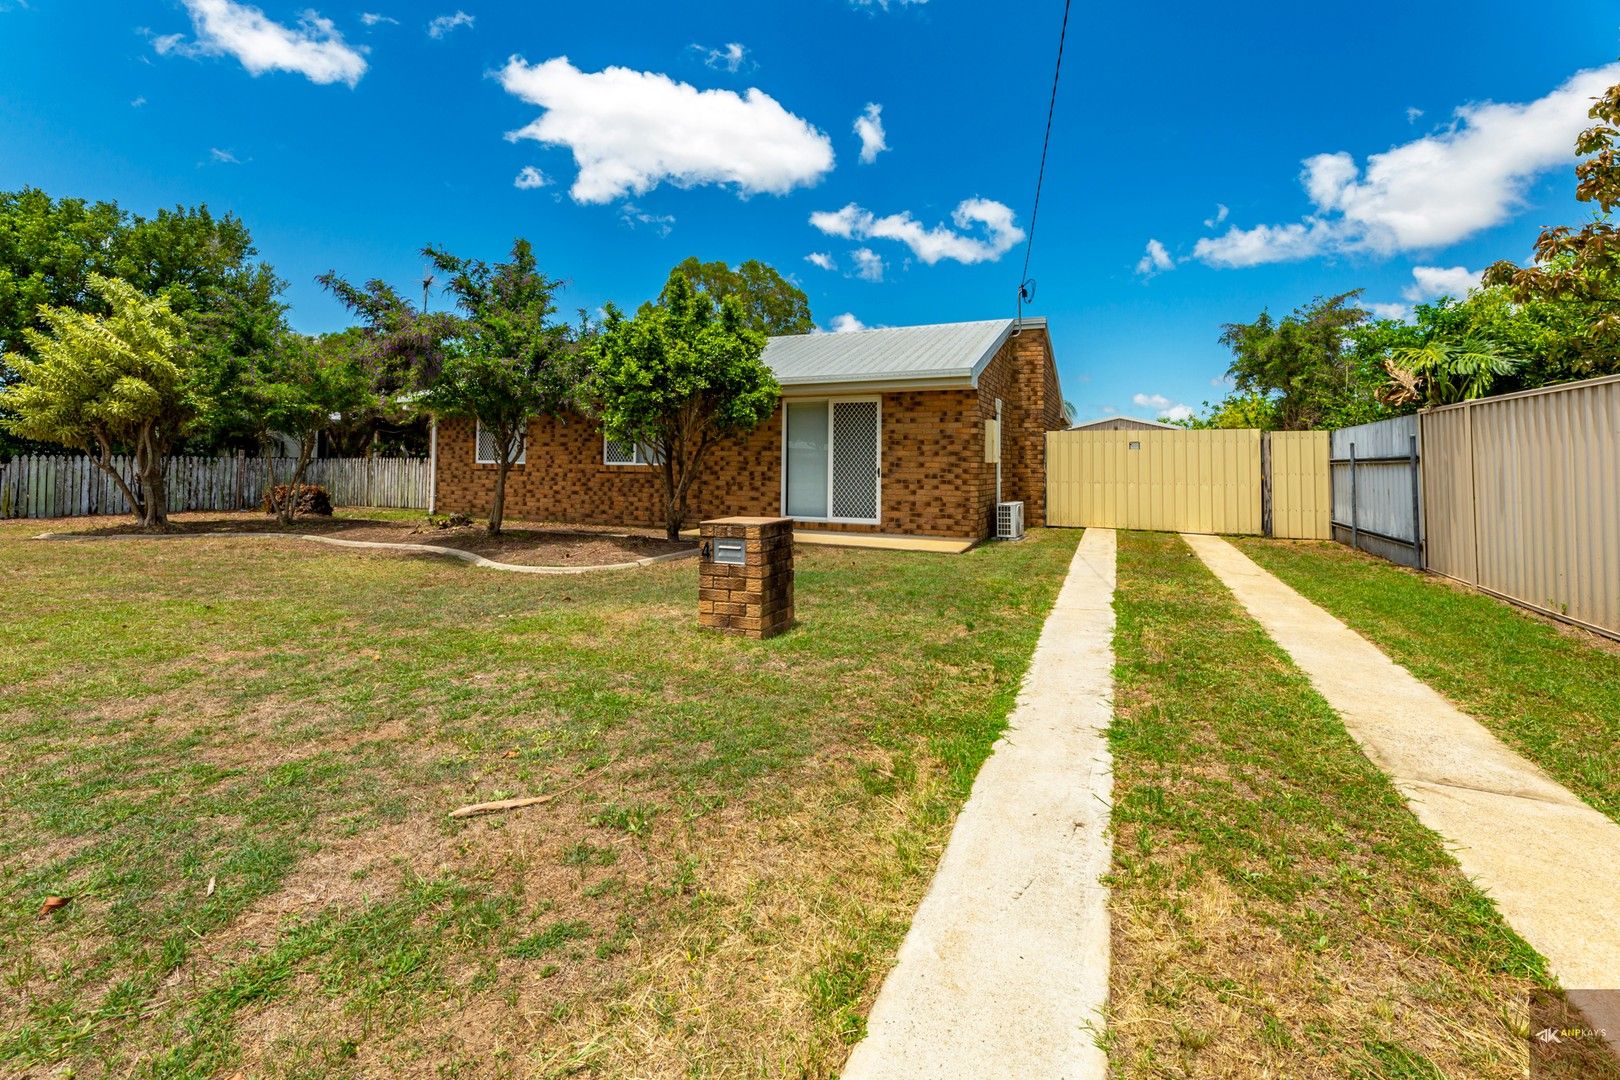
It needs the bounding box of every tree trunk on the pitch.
[489,460,510,536]
[136,425,169,528]
[90,433,145,524]
[279,441,316,527]
[140,462,168,527]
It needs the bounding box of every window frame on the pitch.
[602,435,659,467]
[474,418,526,466]
[778,395,883,526]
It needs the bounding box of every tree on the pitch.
[1379,338,1520,408]
[1216,291,1380,429]
[1485,78,1620,380]
[317,272,461,459]
[662,256,813,336]
[418,239,573,535]
[0,276,203,526]
[253,332,374,524]
[587,268,777,539]
[0,188,284,457]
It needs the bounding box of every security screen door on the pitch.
[783,398,880,522]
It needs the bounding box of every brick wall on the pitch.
[433,324,1066,538]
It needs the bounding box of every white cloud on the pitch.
[1210,374,1234,390]
[1194,220,1343,269]
[1367,302,1414,321]
[499,56,834,205]
[427,10,473,38]
[695,42,748,73]
[360,11,396,26]
[804,251,836,271]
[1203,203,1228,228]
[1194,62,1620,268]
[513,165,549,190]
[828,312,867,333]
[1133,392,1193,422]
[130,95,147,108]
[854,102,888,164]
[1134,238,1173,276]
[1406,106,1424,124]
[158,0,367,87]
[850,0,926,7]
[1402,264,1482,302]
[618,203,674,237]
[809,198,1024,265]
[209,147,241,164]
[849,247,884,282]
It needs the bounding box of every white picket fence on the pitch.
[0,453,431,519]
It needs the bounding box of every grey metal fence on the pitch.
[1330,416,1422,568]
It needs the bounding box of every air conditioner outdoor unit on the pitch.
[996,501,1025,541]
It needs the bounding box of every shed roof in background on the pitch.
[762,318,1045,390]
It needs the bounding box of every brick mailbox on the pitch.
[698,517,794,639]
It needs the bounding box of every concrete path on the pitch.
[1184,533,1620,1042]
[841,528,1116,1080]
[33,530,699,575]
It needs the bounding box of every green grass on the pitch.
[0,514,1080,1078]
[1235,538,1620,825]
[1106,530,1555,1078]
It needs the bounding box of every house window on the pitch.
[475,420,526,465]
[781,397,881,524]
[603,436,658,466]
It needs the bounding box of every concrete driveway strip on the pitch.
[1184,533,1620,1043]
[841,528,1116,1080]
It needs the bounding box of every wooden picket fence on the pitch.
[0,453,430,519]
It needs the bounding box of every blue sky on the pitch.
[2,1,1616,421]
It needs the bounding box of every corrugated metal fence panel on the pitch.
[0,454,429,519]
[1331,416,1422,564]
[1436,376,1620,637]
[1269,431,1330,539]
[1045,428,1263,534]
[1420,407,1479,586]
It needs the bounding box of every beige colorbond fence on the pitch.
[1419,374,1620,639]
[1047,429,1267,534]
[1266,431,1332,540]
[0,453,430,519]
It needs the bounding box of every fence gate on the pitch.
[1045,429,1264,534]
[1267,431,1332,540]
[1331,416,1423,567]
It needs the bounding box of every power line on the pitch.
[1017,0,1072,321]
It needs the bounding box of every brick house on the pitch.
[430,317,1066,542]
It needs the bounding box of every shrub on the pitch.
[262,484,333,516]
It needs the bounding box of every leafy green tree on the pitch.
[1188,391,1281,430]
[0,276,204,526]
[663,256,813,336]
[1216,291,1379,429]
[249,332,374,524]
[1486,79,1620,380]
[420,239,574,535]
[0,188,284,457]
[587,268,777,539]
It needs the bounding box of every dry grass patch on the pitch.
[0,515,1076,1078]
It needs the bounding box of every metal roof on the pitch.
[762,318,1038,390]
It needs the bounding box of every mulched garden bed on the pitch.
[33,511,695,568]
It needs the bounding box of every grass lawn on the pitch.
[1235,538,1620,826]
[0,512,1079,1079]
[1103,530,1604,1078]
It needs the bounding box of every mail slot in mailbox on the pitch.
[713,538,746,566]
